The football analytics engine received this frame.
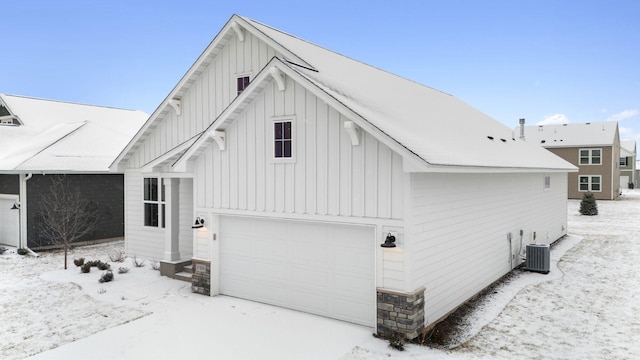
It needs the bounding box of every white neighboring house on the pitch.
[111,15,576,338]
[620,140,637,189]
[0,94,147,252]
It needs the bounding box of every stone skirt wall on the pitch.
[376,287,425,340]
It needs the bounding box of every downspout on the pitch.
[19,173,38,257]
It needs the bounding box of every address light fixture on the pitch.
[381,233,396,248]
[192,217,205,229]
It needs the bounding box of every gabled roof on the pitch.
[621,140,636,157]
[113,14,576,172]
[521,122,619,148]
[0,94,148,173]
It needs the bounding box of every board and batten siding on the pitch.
[409,172,568,325]
[193,78,405,219]
[126,31,283,169]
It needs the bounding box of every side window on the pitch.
[544,175,551,189]
[579,148,601,165]
[237,76,250,96]
[143,178,165,227]
[274,120,292,158]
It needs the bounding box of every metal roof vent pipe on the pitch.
[519,118,526,140]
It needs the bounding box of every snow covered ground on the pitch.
[1,190,639,359]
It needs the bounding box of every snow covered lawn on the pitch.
[1,190,639,359]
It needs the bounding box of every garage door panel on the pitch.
[220,217,375,326]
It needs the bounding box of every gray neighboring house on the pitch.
[620,140,637,188]
[0,94,147,252]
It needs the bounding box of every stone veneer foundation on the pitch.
[376,287,425,340]
[191,259,211,296]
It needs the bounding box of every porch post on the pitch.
[163,178,180,261]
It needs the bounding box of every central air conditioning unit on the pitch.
[525,244,550,274]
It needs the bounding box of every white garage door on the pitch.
[0,196,19,247]
[220,216,375,326]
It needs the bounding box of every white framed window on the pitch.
[271,116,295,162]
[579,175,601,192]
[143,177,165,227]
[236,75,250,96]
[579,148,601,165]
[620,157,628,166]
[544,175,551,189]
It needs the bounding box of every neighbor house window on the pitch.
[579,148,601,165]
[237,75,250,96]
[544,175,551,189]
[274,120,292,158]
[620,157,628,166]
[143,178,165,227]
[579,175,601,192]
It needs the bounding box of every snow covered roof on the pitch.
[114,14,576,172]
[520,122,619,148]
[0,94,148,173]
[621,140,636,157]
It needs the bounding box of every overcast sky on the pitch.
[2,0,638,145]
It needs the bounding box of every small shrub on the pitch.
[73,258,85,267]
[109,249,126,262]
[97,261,110,271]
[99,270,114,283]
[150,261,160,271]
[81,263,91,273]
[133,256,145,268]
[0,247,7,255]
[579,192,598,216]
[17,248,28,256]
[118,267,129,274]
[86,260,99,267]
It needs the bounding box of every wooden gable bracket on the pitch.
[210,130,226,151]
[168,99,182,116]
[231,21,245,42]
[343,121,360,146]
[269,67,286,91]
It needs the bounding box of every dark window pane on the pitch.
[161,204,166,228]
[591,177,600,184]
[144,178,158,201]
[237,76,250,96]
[274,122,283,139]
[580,184,588,191]
[284,121,291,139]
[275,140,283,158]
[161,179,165,201]
[283,140,292,157]
[144,203,158,227]
[592,184,600,191]
[579,177,588,184]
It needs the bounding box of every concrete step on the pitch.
[183,264,193,274]
[175,271,193,283]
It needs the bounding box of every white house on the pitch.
[111,15,576,339]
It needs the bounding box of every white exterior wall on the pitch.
[123,169,164,260]
[408,172,568,325]
[126,32,282,169]
[193,81,405,217]
[178,178,194,258]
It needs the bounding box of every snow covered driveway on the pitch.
[1,191,639,359]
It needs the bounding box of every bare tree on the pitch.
[39,176,99,269]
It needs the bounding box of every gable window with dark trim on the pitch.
[274,120,292,158]
[237,75,250,96]
[579,148,601,165]
[143,177,165,227]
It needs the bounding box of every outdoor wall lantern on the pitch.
[192,217,205,229]
[381,232,396,248]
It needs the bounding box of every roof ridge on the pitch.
[1,93,144,112]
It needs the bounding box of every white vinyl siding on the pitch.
[193,81,404,220]
[126,31,283,169]
[124,170,164,260]
[409,172,568,325]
